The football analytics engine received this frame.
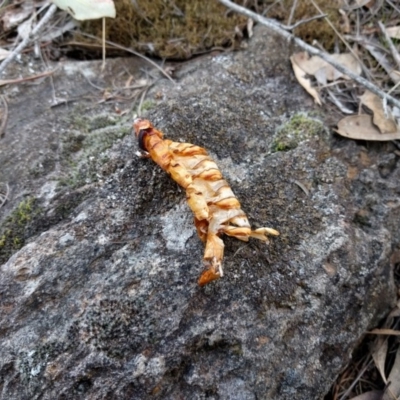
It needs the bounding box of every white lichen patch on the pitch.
[74,211,88,222]
[210,155,249,184]
[58,232,75,247]
[39,181,58,207]
[96,234,109,245]
[160,202,195,251]
[132,354,166,379]
[62,61,96,79]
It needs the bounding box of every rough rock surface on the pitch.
[0,27,398,399]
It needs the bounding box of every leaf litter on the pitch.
[283,0,400,141]
[262,2,400,398]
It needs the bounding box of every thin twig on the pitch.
[233,244,249,257]
[327,90,354,114]
[0,69,58,87]
[309,0,372,81]
[78,32,176,84]
[378,21,400,69]
[137,84,152,115]
[349,35,400,84]
[218,0,400,110]
[386,0,400,13]
[387,78,400,96]
[101,17,106,71]
[293,180,310,196]
[0,4,58,76]
[287,0,298,27]
[286,14,327,30]
[338,357,374,400]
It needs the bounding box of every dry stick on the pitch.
[0,69,58,87]
[386,0,400,14]
[218,0,400,110]
[101,17,106,71]
[309,0,373,82]
[0,4,58,76]
[378,21,400,69]
[137,85,151,115]
[338,357,374,400]
[287,0,298,27]
[286,14,327,30]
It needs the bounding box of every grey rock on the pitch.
[0,26,398,399]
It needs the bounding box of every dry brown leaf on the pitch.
[0,48,11,61]
[342,0,373,10]
[359,39,400,84]
[371,335,388,384]
[17,18,33,41]
[0,3,36,31]
[386,26,400,39]
[350,391,384,400]
[329,53,362,78]
[360,91,398,134]
[291,51,326,75]
[382,346,400,400]
[336,115,400,140]
[355,0,374,8]
[290,54,322,105]
[316,53,361,84]
[339,9,351,34]
[291,52,361,85]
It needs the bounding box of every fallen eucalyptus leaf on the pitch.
[0,48,11,61]
[386,26,400,39]
[336,115,400,141]
[349,391,384,400]
[360,91,398,134]
[382,346,400,400]
[290,53,322,105]
[291,52,361,85]
[372,335,388,384]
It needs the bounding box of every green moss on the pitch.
[274,141,290,152]
[140,100,155,112]
[65,112,119,132]
[272,113,325,152]
[62,133,86,154]
[59,113,131,189]
[0,198,41,264]
[79,0,247,60]
[88,114,118,131]
[67,113,90,132]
